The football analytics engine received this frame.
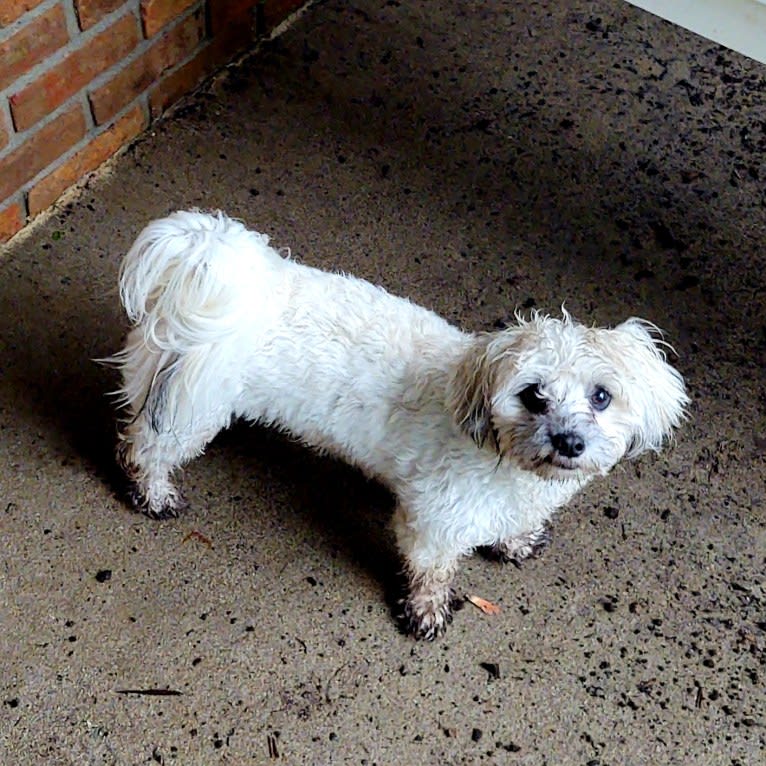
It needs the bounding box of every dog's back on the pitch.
[111,210,465,481]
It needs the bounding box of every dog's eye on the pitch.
[591,386,612,411]
[519,384,548,415]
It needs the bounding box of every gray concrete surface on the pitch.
[2,1,765,763]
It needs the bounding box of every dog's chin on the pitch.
[508,452,592,481]
[539,457,586,481]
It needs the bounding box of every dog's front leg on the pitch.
[393,504,463,640]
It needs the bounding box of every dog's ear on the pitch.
[611,318,690,456]
[447,334,499,450]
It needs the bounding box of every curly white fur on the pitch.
[107,210,689,639]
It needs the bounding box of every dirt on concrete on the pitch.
[1,1,765,764]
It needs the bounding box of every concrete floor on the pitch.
[2,0,765,763]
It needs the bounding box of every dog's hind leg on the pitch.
[117,419,222,520]
[116,356,233,519]
[117,425,188,519]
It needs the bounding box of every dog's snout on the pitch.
[551,431,585,458]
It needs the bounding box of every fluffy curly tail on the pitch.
[105,210,286,423]
[118,209,284,348]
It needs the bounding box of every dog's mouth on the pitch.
[535,454,584,476]
[507,450,589,479]
[543,455,576,469]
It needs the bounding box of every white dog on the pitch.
[108,210,689,639]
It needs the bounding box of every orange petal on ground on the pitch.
[467,595,501,615]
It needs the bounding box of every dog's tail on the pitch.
[105,210,286,419]
[118,209,284,347]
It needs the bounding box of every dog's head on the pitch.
[447,312,689,479]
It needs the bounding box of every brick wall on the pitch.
[0,0,306,243]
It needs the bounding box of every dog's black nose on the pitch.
[551,431,585,458]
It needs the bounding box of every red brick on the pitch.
[0,105,86,201]
[207,0,303,38]
[0,4,69,92]
[0,111,8,151]
[262,0,306,31]
[148,41,211,119]
[141,0,197,38]
[0,0,45,27]
[208,0,257,35]
[149,35,250,120]
[28,104,146,214]
[75,0,127,31]
[90,9,204,124]
[149,0,296,119]
[0,201,25,243]
[10,13,139,132]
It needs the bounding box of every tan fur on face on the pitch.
[447,329,530,450]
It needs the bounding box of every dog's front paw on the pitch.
[401,590,457,641]
[400,573,462,640]
[481,525,552,565]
